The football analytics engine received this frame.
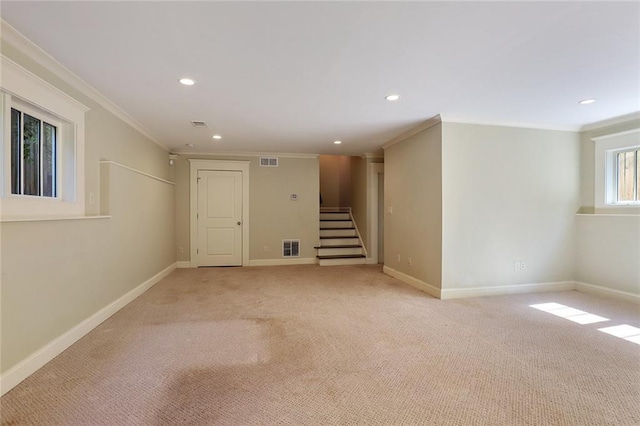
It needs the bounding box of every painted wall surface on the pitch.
[575,215,640,294]
[384,124,442,288]
[350,157,369,252]
[174,155,319,262]
[319,155,350,207]
[0,42,175,373]
[441,123,580,290]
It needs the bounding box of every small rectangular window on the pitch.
[616,149,639,203]
[10,107,58,198]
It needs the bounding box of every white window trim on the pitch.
[593,128,640,210]
[0,55,89,219]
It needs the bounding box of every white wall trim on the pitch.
[440,281,575,300]
[581,111,640,133]
[574,281,640,304]
[383,266,441,299]
[188,159,250,268]
[173,150,318,159]
[99,161,175,186]
[248,258,318,267]
[176,261,192,268]
[382,115,442,150]
[0,20,166,151]
[0,262,176,396]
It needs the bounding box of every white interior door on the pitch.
[197,170,243,266]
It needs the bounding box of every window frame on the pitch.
[0,55,88,219]
[593,128,640,210]
[10,100,62,199]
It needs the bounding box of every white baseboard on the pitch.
[574,281,640,303]
[248,258,318,267]
[440,281,575,300]
[383,266,441,299]
[0,262,177,396]
[176,261,191,268]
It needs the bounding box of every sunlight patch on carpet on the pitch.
[529,303,609,325]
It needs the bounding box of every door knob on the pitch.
[237,221,242,225]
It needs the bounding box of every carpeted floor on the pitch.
[1,265,639,425]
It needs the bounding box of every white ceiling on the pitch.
[1,1,639,155]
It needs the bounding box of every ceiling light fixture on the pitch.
[579,98,596,105]
[212,135,222,140]
[185,143,195,147]
[179,78,195,86]
[334,140,342,145]
[385,94,400,101]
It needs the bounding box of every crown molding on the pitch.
[381,115,442,150]
[172,150,319,159]
[580,111,640,133]
[440,115,579,132]
[0,20,167,151]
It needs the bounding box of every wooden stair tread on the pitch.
[320,219,352,222]
[314,245,362,249]
[317,254,366,260]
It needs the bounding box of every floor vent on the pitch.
[282,239,300,257]
[190,120,207,128]
[260,157,279,167]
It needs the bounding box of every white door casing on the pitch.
[368,162,384,264]
[189,159,250,267]
[197,170,242,266]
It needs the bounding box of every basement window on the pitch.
[1,56,88,218]
[593,129,640,209]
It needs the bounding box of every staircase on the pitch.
[315,209,366,266]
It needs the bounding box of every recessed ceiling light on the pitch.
[212,135,222,140]
[334,140,342,145]
[579,98,596,105]
[179,78,195,86]
[385,94,400,101]
[185,143,195,147]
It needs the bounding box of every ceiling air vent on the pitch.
[282,239,300,257]
[260,157,279,167]
[190,120,207,128]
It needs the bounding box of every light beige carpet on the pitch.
[1,265,639,425]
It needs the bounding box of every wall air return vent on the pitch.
[190,120,207,128]
[282,239,300,257]
[260,157,279,167]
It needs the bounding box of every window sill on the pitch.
[0,215,111,223]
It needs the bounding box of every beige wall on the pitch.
[575,215,640,294]
[174,155,319,262]
[441,123,580,290]
[1,41,175,374]
[319,155,350,207]
[350,157,368,251]
[350,156,384,257]
[384,124,443,288]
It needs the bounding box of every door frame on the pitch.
[189,159,250,267]
[368,163,384,264]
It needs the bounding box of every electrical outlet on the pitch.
[514,261,521,271]
[397,254,401,263]
[520,261,526,270]
[178,247,184,254]
[515,260,526,271]
[263,246,269,253]
[388,206,393,214]
[408,257,412,266]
